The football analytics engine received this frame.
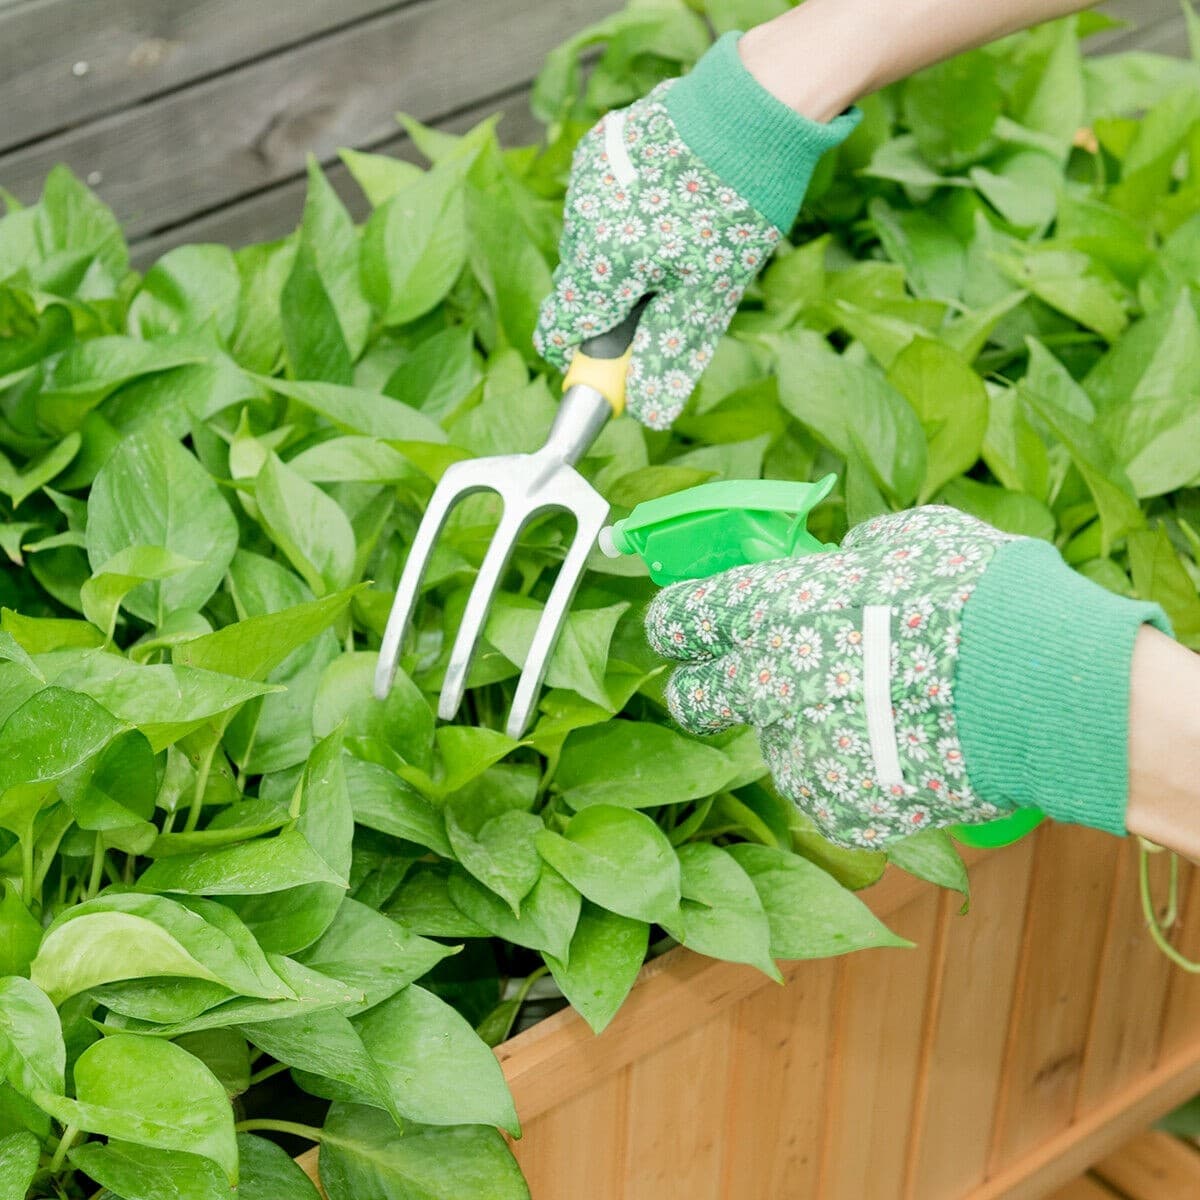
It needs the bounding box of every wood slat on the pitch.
[508,1066,633,1199]
[906,838,1038,1200]
[621,1017,734,1200]
[986,824,1123,1171]
[816,889,944,1200]
[0,0,401,153]
[1074,841,1176,1115]
[1156,860,1200,1061]
[1092,1129,1200,1199]
[129,88,544,267]
[0,0,619,239]
[1044,1178,1120,1200]
[716,956,839,1198]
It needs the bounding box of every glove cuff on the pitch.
[664,31,862,232]
[955,538,1172,836]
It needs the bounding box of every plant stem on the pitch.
[234,1119,324,1142]
[247,1061,290,1087]
[47,1124,78,1174]
[85,839,106,900]
[1138,838,1199,971]
[21,836,35,908]
[183,740,218,834]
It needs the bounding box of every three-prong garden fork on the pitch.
[373,305,644,738]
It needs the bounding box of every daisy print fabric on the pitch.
[534,80,780,430]
[645,507,1017,849]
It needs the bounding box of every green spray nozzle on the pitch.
[603,472,1043,851]
[599,474,839,585]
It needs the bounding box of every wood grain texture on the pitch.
[717,956,839,1198]
[1158,860,1200,1060]
[0,0,400,152]
[816,889,943,1200]
[509,1067,633,1200]
[1074,841,1176,1116]
[907,838,1038,1200]
[986,824,1123,1171]
[1043,1178,1120,1200]
[129,89,544,267]
[0,0,619,238]
[1092,1129,1200,1199]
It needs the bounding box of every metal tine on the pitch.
[506,499,608,739]
[374,462,489,701]
[438,506,527,722]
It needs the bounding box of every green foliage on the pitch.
[0,3,1198,1197]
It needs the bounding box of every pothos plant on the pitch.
[2,0,1200,1196]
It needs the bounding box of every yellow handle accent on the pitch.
[562,347,633,416]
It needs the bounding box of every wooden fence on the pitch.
[0,0,1187,269]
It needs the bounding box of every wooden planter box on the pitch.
[301,825,1200,1199]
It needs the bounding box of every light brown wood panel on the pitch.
[907,838,1038,1200]
[1092,1129,1200,1199]
[1043,1178,1120,1200]
[0,0,619,238]
[509,1066,633,1200]
[129,89,544,266]
[816,888,944,1200]
[1075,841,1176,1115]
[0,0,399,153]
[1156,859,1200,1061]
[986,824,1123,1171]
[716,956,839,1198]
[621,1015,734,1200]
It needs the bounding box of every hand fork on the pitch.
[374,305,644,738]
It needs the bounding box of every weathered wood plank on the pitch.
[128,89,544,267]
[0,0,618,239]
[1092,1129,1200,1199]
[0,0,401,153]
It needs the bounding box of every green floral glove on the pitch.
[645,507,1172,849]
[535,33,860,429]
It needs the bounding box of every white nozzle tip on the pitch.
[598,526,619,558]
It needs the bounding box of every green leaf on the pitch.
[128,244,240,341]
[938,477,1055,541]
[0,883,42,977]
[339,149,423,207]
[68,1140,232,1200]
[887,828,970,903]
[31,892,292,1005]
[34,164,127,278]
[383,326,479,419]
[556,721,735,810]
[344,757,452,857]
[726,844,911,958]
[542,901,647,1035]
[296,898,458,1011]
[771,330,926,505]
[238,1134,323,1200]
[0,431,81,509]
[0,978,64,1102]
[887,337,988,502]
[34,1034,237,1184]
[320,1102,529,1200]
[993,247,1128,342]
[173,1029,250,1099]
[282,240,353,384]
[361,163,467,325]
[255,453,356,596]
[1128,526,1200,648]
[0,1131,39,1200]
[446,864,579,959]
[902,49,1002,170]
[661,842,781,982]
[445,799,542,917]
[353,985,520,1135]
[87,425,238,625]
[81,545,198,640]
[534,805,681,925]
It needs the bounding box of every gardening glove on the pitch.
[534,32,861,430]
[645,507,1173,850]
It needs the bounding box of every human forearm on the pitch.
[738,0,1098,123]
[1126,627,1200,862]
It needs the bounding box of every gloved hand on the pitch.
[645,507,1172,849]
[535,33,860,430]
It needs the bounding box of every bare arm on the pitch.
[739,0,1098,122]
[1126,627,1200,862]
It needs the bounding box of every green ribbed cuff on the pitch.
[955,539,1171,836]
[664,32,862,232]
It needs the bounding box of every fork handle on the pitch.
[561,296,651,416]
